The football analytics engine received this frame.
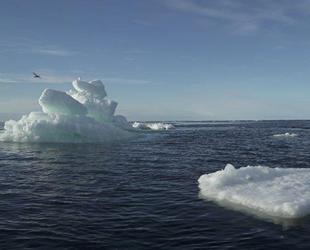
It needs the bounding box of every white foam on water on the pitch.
[133,122,175,130]
[198,164,310,219]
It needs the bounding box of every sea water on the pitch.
[1,120,310,249]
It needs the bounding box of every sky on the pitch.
[1,0,310,121]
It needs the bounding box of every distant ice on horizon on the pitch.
[133,122,175,130]
[273,132,298,137]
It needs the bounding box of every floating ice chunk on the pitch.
[0,111,133,143]
[273,133,298,137]
[72,79,107,98]
[132,122,149,130]
[1,78,136,143]
[69,91,117,122]
[39,89,88,116]
[133,122,175,130]
[198,164,310,219]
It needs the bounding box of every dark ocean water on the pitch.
[1,120,310,249]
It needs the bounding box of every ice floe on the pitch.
[133,122,174,130]
[198,164,310,219]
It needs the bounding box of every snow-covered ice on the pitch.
[198,164,310,219]
[273,132,298,137]
[133,122,174,130]
[72,79,107,98]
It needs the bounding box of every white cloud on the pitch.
[0,78,19,83]
[0,37,78,56]
[0,99,40,113]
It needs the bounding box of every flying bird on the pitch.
[33,72,41,78]
[78,76,82,80]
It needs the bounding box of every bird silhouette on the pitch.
[33,72,41,78]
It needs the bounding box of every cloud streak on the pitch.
[32,48,78,56]
[103,78,151,85]
[164,0,296,33]
[0,72,74,84]
[0,37,78,56]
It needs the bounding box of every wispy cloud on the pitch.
[0,78,19,83]
[0,72,75,84]
[0,72,155,86]
[164,0,297,33]
[179,55,197,61]
[103,78,151,85]
[132,19,155,26]
[32,48,78,56]
[125,49,153,54]
[0,99,40,113]
[0,37,78,56]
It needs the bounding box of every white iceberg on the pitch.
[198,164,310,219]
[273,132,298,137]
[133,122,175,130]
[0,78,134,143]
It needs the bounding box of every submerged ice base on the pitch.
[198,164,310,219]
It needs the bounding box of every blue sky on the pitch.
[1,0,310,121]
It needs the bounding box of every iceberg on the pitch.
[0,78,134,143]
[198,164,310,219]
[133,122,175,130]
